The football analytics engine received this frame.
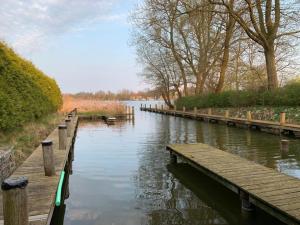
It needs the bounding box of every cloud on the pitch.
[0,0,123,53]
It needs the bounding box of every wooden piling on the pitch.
[41,140,55,177]
[149,104,151,109]
[174,105,177,111]
[208,108,212,115]
[280,139,289,152]
[155,104,157,110]
[247,111,252,121]
[183,106,186,112]
[65,119,71,137]
[280,112,286,125]
[225,110,229,118]
[1,177,29,225]
[58,125,67,150]
[194,107,197,114]
[132,106,135,116]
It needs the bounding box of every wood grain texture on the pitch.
[167,143,300,224]
[0,116,78,225]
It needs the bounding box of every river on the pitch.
[52,101,300,225]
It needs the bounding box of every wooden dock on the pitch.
[167,143,300,225]
[0,114,78,225]
[141,106,300,138]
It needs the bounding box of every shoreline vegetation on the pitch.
[61,95,126,116]
[0,113,63,166]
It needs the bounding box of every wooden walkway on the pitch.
[167,143,300,225]
[141,107,300,138]
[0,116,78,225]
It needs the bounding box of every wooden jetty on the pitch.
[167,143,300,225]
[0,110,78,225]
[140,105,300,138]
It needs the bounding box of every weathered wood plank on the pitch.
[167,143,300,225]
[0,116,78,225]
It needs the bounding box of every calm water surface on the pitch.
[54,101,300,225]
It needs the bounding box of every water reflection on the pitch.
[53,101,300,225]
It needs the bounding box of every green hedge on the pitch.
[0,42,62,131]
[175,83,300,110]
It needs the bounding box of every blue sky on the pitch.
[0,0,145,93]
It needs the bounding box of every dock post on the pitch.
[280,139,289,152]
[65,119,71,137]
[194,107,197,115]
[239,190,254,212]
[174,105,177,111]
[42,140,55,176]
[183,106,186,112]
[150,104,151,109]
[155,104,157,110]
[140,104,142,109]
[58,125,67,150]
[208,108,212,115]
[132,106,135,117]
[225,110,229,118]
[280,112,286,125]
[2,177,29,225]
[247,111,252,121]
[170,152,177,164]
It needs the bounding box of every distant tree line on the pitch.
[130,0,300,107]
[68,89,161,101]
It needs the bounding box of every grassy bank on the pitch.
[0,113,63,166]
[176,83,300,109]
[175,83,300,124]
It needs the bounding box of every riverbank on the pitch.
[0,113,63,167]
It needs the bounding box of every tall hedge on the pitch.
[0,42,62,131]
[175,83,300,110]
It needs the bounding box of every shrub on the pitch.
[0,42,62,131]
[175,83,300,110]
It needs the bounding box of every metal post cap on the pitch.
[41,140,53,146]
[58,125,67,129]
[1,177,28,190]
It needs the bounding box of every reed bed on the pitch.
[61,95,126,115]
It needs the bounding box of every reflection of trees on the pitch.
[134,115,230,225]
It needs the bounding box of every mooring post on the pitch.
[239,190,254,212]
[174,105,177,111]
[280,112,286,125]
[225,110,229,118]
[280,139,289,152]
[42,140,55,176]
[132,106,135,117]
[140,103,142,109]
[208,108,212,115]
[194,107,197,115]
[150,104,152,109]
[65,119,71,137]
[2,177,29,225]
[58,125,67,150]
[170,151,177,164]
[183,106,186,112]
[155,104,157,110]
[247,111,252,121]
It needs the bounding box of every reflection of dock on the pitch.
[0,111,78,225]
[167,143,300,225]
[141,106,300,138]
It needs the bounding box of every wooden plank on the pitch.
[167,143,300,225]
[0,116,78,225]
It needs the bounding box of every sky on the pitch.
[0,0,145,93]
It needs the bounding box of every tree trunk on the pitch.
[264,43,278,90]
[195,74,205,95]
[215,16,235,93]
